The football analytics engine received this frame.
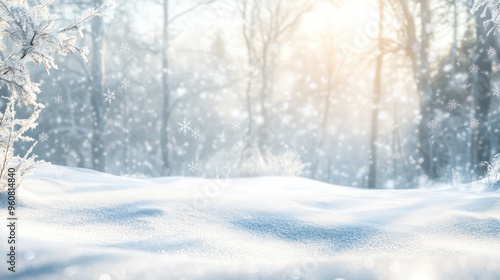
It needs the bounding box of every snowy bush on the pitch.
[202,146,304,178]
[0,0,115,190]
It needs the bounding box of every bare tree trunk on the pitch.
[471,11,493,176]
[417,0,436,179]
[367,0,384,189]
[90,3,105,172]
[160,0,171,175]
[451,0,458,79]
[258,43,270,149]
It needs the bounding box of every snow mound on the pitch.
[0,165,499,279]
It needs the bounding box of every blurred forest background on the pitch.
[8,0,500,188]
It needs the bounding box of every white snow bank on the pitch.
[0,165,499,279]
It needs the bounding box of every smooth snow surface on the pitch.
[0,165,499,279]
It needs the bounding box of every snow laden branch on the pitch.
[0,0,115,191]
[471,0,500,36]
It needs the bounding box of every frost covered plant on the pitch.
[0,0,115,190]
[471,0,500,35]
[483,154,500,189]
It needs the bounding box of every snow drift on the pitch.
[0,165,499,279]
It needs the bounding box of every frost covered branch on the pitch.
[0,0,115,191]
[471,0,500,35]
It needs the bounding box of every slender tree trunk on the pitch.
[90,4,105,172]
[367,0,384,189]
[160,0,171,175]
[417,0,437,179]
[471,11,493,176]
[258,43,270,149]
[451,0,458,79]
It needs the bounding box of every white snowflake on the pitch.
[107,141,117,150]
[427,120,437,129]
[54,95,62,104]
[466,96,474,103]
[493,86,500,98]
[411,43,421,53]
[197,144,204,151]
[120,43,129,53]
[178,118,192,135]
[232,141,244,152]
[231,121,241,131]
[38,132,48,142]
[191,127,200,138]
[469,64,479,75]
[106,117,117,127]
[293,59,303,70]
[470,119,479,129]
[446,99,460,110]
[188,160,198,173]
[193,106,200,117]
[488,46,497,58]
[121,79,130,90]
[82,140,90,149]
[328,125,337,135]
[104,88,116,104]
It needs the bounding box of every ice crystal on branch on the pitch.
[0,0,115,190]
[472,0,500,35]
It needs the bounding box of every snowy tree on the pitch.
[0,0,115,190]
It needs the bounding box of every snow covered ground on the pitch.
[0,165,499,279]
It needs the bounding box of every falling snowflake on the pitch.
[469,64,479,75]
[191,127,200,138]
[462,83,471,90]
[144,140,151,150]
[232,141,244,152]
[155,139,160,145]
[107,141,117,150]
[328,125,337,135]
[178,118,192,135]
[493,87,500,98]
[121,79,130,90]
[188,160,198,173]
[446,99,460,110]
[293,59,303,70]
[105,117,117,127]
[487,46,497,58]
[466,96,474,103]
[104,88,116,104]
[38,132,48,142]
[231,121,241,131]
[411,43,421,53]
[54,95,62,104]
[120,43,129,53]
[467,142,472,148]
[193,106,200,117]
[427,120,437,129]
[197,144,204,151]
[470,119,479,129]
[82,140,90,149]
